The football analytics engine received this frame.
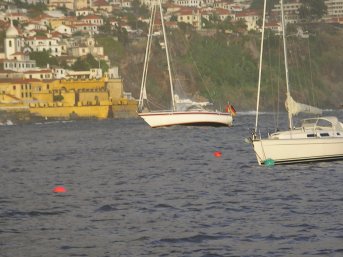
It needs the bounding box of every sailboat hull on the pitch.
[139,111,233,128]
[252,137,343,165]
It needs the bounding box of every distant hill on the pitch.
[118,23,343,112]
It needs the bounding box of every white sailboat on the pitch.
[250,0,343,165]
[138,1,235,128]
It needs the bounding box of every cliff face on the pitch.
[119,24,343,111]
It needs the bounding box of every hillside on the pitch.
[117,24,343,111]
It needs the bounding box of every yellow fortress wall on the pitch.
[1,77,137,120]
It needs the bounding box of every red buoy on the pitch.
[213,151,222,157]
[53,186,67,193]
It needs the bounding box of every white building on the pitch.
[325,0,343,18]
[174,0,204,8]
[54,24,75,35]
[67,36,104,58]
[4,20,23,60]
[75,9,94,17]
[25,35,62,56]
[3,53,37,72]
[23,69,54,80]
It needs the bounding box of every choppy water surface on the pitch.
[1,112,342,257]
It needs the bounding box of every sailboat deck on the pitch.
[269,116,343,140]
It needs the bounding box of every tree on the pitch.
[71,54,108,72]
[99,19,113,34]
[250,0,279,11]
[29,51,59,67]
[0,30,5,52]
[299,0,327,22]
[114,27,129,45]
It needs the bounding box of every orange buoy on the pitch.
[53,186,67,193]
[213,151,222,157]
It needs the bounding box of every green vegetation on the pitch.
[53,94,64,102]
[250,0,279,11]
[29,51,59,67]
[12,0,48,18]
[71,54,109,71]
[299,0,327,22]
[186,33,258,107]
[0,30,5,52]
[119,23,343,110]
[96,36,126,66]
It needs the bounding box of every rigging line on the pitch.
[280,0,293,129]
[168,33,186,96]
[179,33,215,103]
[307,36,316,107]
[255,0,267,132]
[276,34,282,129]
[159,0,175,111]
[290,36,310,106]
[139,4,156,110]
[267,31,277,130]
[146,97,167,109]
[290,37,305,101]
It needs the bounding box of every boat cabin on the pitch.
[270,116,343,139]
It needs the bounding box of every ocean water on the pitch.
[0,112,342,257]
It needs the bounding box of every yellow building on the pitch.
[0,77,138,120]
[49,18,66,29]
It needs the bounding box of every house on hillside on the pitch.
[73,23,100,34]
[25,34,62,56]
[66,36,107,63]
[174,0,203,8]
[235,10,260,31]
[23,69,54,80]
[24,22,48,32]
[54,24,75,35]
[92,0,113,12]
[177,7,202,30]
[75,8,94,17]
[81,15,104,26]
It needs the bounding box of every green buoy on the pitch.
[264,158,275,167]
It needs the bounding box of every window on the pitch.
[307,134,316,138]
[13,85,16,90]
[9,40,12,47]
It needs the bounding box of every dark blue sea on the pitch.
[1,111,342,257]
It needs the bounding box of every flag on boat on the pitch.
[226,102,237,116]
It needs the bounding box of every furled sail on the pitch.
[285,94,322,116]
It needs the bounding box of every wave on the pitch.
[34,120,74,125]
[0,120,14,126]
[237,111,277,115]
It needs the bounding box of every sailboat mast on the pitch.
[280,0,293,129]
[158,0,176,111]
[254,0,267,133]
[138,4,156,111]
